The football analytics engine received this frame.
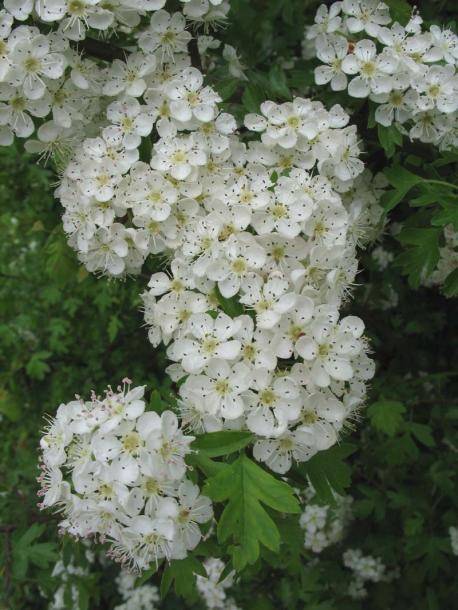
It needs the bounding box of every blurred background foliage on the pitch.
[1,0,458,608]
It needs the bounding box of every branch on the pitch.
[71,38,128,62]
[71,36,202,69]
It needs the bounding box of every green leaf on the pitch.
[45,227,78,286]
[268,64,291,99]
[298,444,356,504]
[384,0,412,25]
[432,201,458,229]
[443,268,458,298]
[0,389,21,421]
[205,454,300,570]
[242,83,265,113]
[26,350,51,380]
[377,124,402,158]
[214,78,239,101]
[381,165,423,211]
[160,556,205,599]
[107,315,122,342]
[134,562,162,588]
[396,228,441,288]
[405,422,435,447]
[192,431,253,457]
[187,452,227,477]
[368,400,406,436]
[214,284,245,317]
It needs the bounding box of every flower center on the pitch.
[318,343,329,357]
[144,478,159,495]
[202,337,218,354]
[24,57,41,74]
[11,96,26,112]
[98,483,113,498]
[279,437,294,450]
[259,388,276,406]
[287,115,301,128]
[215,379,230,395]
[302,410,318,424]
[187,91,199,106]
[161,31,176,46]
[172,150,186,163]
[231,258,247,274]
[68,0,86,16]
[361,61,376,77]
[428,84,441,98]
[242,343,256,361]
[121,117,134,132]
[272,203,288,220]
[122,431,142,453]
[240,189,254,204]
[148,191,162,203]
[272,245,285,262]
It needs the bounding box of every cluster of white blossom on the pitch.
[449,526,458,556]
[304,1,458,149]
[47,556,91,610]
[371,244,394,271]
[343,548,397,600]
[196,558,242,610]
[299,488,353,552]
[37,380,213,570]
[424,224,458,289]
[5,0,384,476]
[0,0,229,148]
[115,570,160,610]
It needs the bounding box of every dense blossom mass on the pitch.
[0,0,398,572]
[304,1,458,149]
[38,381,213,570]
[0,0,385,478]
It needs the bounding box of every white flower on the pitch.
[306,3,343,40]
[172,480,213,556]
[240,274,296,329]
[166,67,221,123]
[296,310,365,387]
[342,0,391,37]
[253,429,316,473]
[81,224,128,276]
[105,97,153,150]
[411,65,458,114]
[315,34,349,91]
[151,134,207,180]
[167,312,241,374]
[182,359,252,420]
[245,369,302,437]
[222,44,247,80]
[341,40,397,98]
[103,53,157,98]
[138,10,192,59]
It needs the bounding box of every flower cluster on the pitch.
[343,548,397,600]
[196,558,242,610]
[3,0,382,477]
[299,488,353,553]
[5,0,383,475]
[305,1,458,149]
[47,555,92,610]
[424,224,458,289]
[115,570,160,610]
[0,1,226,148]
[37,380,213,570]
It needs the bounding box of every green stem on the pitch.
[422,179,458,190]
